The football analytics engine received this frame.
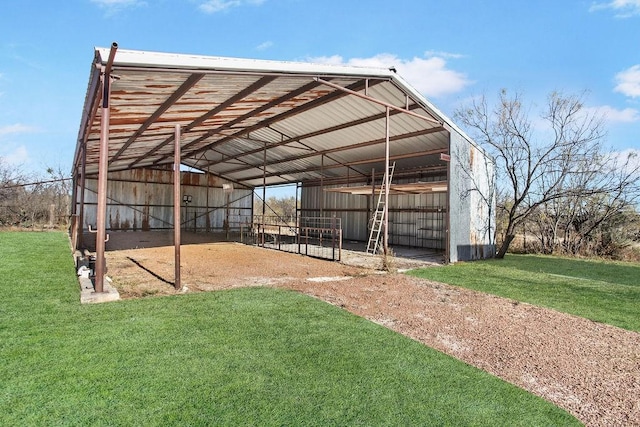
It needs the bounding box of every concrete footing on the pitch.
[79,276,120,304]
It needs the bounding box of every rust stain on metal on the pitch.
[142,202,150,231]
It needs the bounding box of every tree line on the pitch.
[0,160,71,229]
[456,89,640,260]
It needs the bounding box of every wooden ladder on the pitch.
[366,163,395,254]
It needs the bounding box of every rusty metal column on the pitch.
[261,142,266,247]
[78,142,87,249]
[383,106,390,255]
[94,94,109,292]
[94,43,117,293]
[445,139,451,264]
[296,182,300,254]
[70,165,78,249]
[320,154,324,217]
[174,124,182,290]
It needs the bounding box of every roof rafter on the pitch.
[176,78,385,163]
[110,72,206,163]
[224,127,446,175]
[200,103,421,169]
[239,147,449,183]
[127,75,277,168]
[151,79,329,166]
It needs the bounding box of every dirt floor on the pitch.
[103,242,640,427]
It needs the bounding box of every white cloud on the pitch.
[90,0,146,14]
[256,41,273,51]
[585,105,640,123]
[0,123,37,137]
[614,65,640,98]
[1,145,29,165]
[307,53,471,98]
[198,0,265,14]
[590,0,640,17]
[610,148,640,174]
[423,50,465,59]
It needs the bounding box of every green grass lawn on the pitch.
[408,254,640,332]
[0,232,580,426]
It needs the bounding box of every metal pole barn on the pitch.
[174,124,182,290]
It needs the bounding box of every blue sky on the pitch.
[1,0,639,179]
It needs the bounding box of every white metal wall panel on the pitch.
[81,169,252,231]
[448,131,496,261]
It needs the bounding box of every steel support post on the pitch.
[78,143,87,249]
[320,154,324,217]
[94,43,117,293]
[383,106,390,255]
[95,72,110,293]
[262,143,266,247]
[296,182,301,254]
[70,164,78,250]
[174,124,182,290]
[445,138,451,264]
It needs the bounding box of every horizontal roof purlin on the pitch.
[74,46,470,187]
[324,181,448,195]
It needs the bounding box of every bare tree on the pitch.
[555,151,639,255]
[455,90,610,258]
[0,158,72,228]
[0,157,27,226]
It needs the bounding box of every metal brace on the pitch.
[88,225,110,242]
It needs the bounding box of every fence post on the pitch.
[331,216,336,261]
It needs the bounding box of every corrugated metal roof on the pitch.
[74,46,459,188]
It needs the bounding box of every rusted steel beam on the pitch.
[104,42,118,77]
[168,80,327,162]
[73,42,118,172]
[174,124,181,290]
[314,77,443,126]
[224,127,446,176]
[127,75,277,169]
[200,103,421,170]
[94,42,118,293]
[178,78,381,161]
[240,147,448,182]
[110,73,205,163]
[73,69,102,172]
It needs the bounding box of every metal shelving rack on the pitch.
[417,206,446,250]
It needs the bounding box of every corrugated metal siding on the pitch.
[448,131,496,262]
[81,169,252,231]
[301,170,448,249]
